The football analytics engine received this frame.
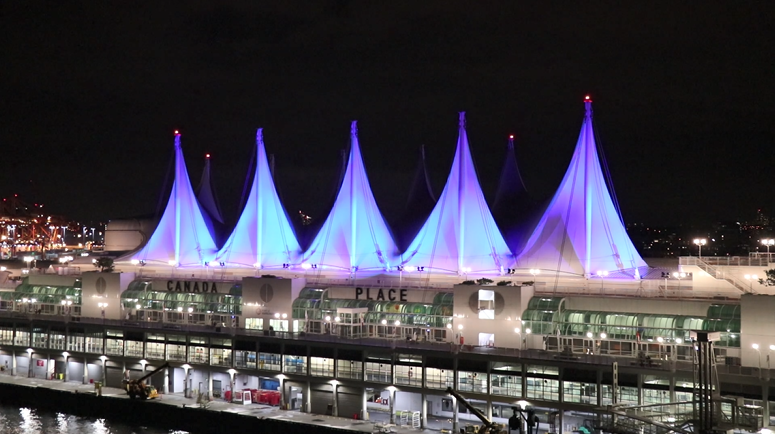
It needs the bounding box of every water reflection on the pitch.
[0,404,187,434]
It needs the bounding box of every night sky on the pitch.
[2,2,774,228]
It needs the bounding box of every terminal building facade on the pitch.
[2,100,774,432]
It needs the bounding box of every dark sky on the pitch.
[2,2,774,227]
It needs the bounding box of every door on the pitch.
[310,383,332,415]
[337,386,362,419]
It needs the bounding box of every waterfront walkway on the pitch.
[0,374,478,433]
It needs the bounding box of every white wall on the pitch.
[452,284,534,348]
[393,390,423,411]
[241,277,305,323]
[81,272,133,320]
[740,294,775,367]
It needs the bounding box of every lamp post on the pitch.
[657,336,664,360]
[753,343,762,378]
[762,239,775,263]
[693,238,707,259]
[596,270,609,294]
[744,274,758,293]
[586,332,594,354]
[457,324,463,346]
[381,319,387,338]
[672,272,686,291]
[98,302,108,322]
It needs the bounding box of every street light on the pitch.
[744,274,758,293]
[529,269,540,279]
[672,272,687,291]
[762,239,775,262]
[693,238,707,259]
[98,302,108,321]
[596,270,609,293]
[753,343,762,377]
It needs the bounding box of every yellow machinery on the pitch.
[126,362,169,400]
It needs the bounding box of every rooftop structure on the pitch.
[514,97,647,277]
[127,132,218,267]
[301,121,398,272]
[215,129,301,269]
[401,112,511,275]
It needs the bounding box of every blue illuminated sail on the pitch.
[131,133,218,267]
[514,98,646,276]
[402,113,511,274]
[215,129,301,268]
[301,121,398,272]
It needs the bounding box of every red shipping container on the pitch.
[224,390,232,402]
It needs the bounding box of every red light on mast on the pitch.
[509,135,514,139]
[206,154,211,159]
[584,95,592,101]
[174,130,180,135]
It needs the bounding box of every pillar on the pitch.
[558,410,564,434]
[763,383,770,427]
[184,367,191,398]
[163,366,170,394]
[64,356,69,382]
[28,351,33,378]
[11,350,16,376]
[83,357,88,384]
[278,376,286,408]
[304,381,311,413]
[637,374,644,406]
[362,388,370,421]
[596,369,602,407]
[452,395,459,433]
[47,353,51,381]
[207,370,213,397]
[389,388,396,424]
[421,393,427,428]
[228,372,234,402]
[332,384,339,417]
[486,398,493,421]
[669,376,676,403]
[101,358,106,384]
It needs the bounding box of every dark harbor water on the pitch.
[0,403,187,434]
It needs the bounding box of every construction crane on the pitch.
[445,387,505,434]
[126,362,170,400]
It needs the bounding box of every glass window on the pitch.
[167,344,186,362]
[125,340,143,357]
[0,327,13,344]
[14,330,29,346]
[563,381,596,404]
[32,331,48,349]
[395,365,422,387]
[283,355,306,374]
[210,348,232,367]
[245,318,263,330]
[425,367,454,390]
[235,351,256,369]
[478,289,495,320]
[337,360,362,380]
[258,352,281,371]
[49,332,66,350]
[458,370,487,394]
[106,339,124,356]
[364,362,391,383]
[526,377,558,401]
[491,374,521,397]
[146,342,165,359]
[310,357,334,377]
[189,346,209,364]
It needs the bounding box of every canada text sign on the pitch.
[162,280,220,293]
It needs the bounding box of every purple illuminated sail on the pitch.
[301,121,398,272]
[402,113,511,274]
[131,133,218,267]
[514,98,646,276]
[215,129,301,268]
